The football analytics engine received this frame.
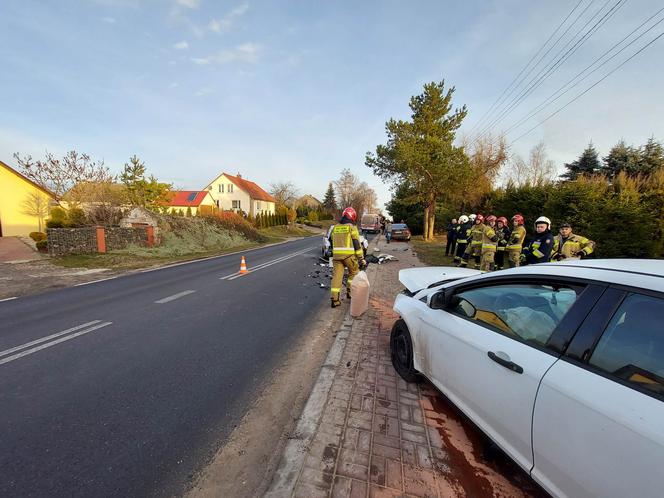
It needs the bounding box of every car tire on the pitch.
[390,319,421,383]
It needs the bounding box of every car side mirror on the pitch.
[430,290,447,310]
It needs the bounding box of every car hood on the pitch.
[398,267,482,293]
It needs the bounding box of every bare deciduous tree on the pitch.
[461,133,508,207]
[13,150,114,206]
[269,181,299,207]
[334,168,377,216]
[502,141,557,186]
[21,191,51,232]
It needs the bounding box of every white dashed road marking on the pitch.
[154,290,196,304]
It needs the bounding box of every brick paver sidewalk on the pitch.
[269,239,544,498]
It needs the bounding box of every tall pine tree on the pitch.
[562,142,600,180]
[639,137,664,175]
[601,140,641,179]
[322,182,337,212]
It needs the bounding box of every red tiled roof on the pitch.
[224,173,277,203]
[165,191,211,207]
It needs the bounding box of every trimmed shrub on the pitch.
[29,232,47,242]
[36,239,48,252]
[46,219,66,228]
[68,207,87,227]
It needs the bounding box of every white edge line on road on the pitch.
[221,247,314,280]
[0,322,113,366]
[75,276,117,286]
[0,297,18,302]
[0,320,102,358]
[154,290,196,304]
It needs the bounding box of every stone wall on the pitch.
[47,227,97,256]
[105,227,147,251]
[46,227,150,256]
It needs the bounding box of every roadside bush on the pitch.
[29,232,47,242]
[36,239,48,252]
[46,219,66,228]
[67,207,87,227]
[308,211,319,222]
[202,211,265,241]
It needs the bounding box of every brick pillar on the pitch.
[96,227,106,253]
[145,226,154,247]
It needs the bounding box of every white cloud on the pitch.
[174,40,189,50]
[101,16,116,24]
[209,3,249,33]
[176,0,199,8]
[192,43,261,65]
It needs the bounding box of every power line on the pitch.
[477,0,626,138]
[504,8,664,135]
[467,0,588,135]
[509,30,664,145]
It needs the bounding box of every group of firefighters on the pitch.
[328,207,597,308]
[446,213,596,272]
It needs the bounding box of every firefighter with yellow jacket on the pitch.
[551,222,595,261]
[329,207,366,308]
[480,215,500,271]
[506,214,527,268]
[462,214,486,269]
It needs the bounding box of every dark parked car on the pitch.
[389,223,411,241]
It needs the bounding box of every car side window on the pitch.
[588,293,664,398]
[451,283,580,347]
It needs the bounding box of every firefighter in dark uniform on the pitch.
[494,216,511,270]
[454,215,470,265]
[329,207,366,308]
[522,216,554,265]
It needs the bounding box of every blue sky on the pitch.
[2,0,663,210]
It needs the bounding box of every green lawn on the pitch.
[410,235,456,267]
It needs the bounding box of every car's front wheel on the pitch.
[390,319,420,383]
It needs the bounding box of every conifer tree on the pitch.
[322,182,337,212]
[562,142,600,180]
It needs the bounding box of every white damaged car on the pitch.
[390,260,664,498]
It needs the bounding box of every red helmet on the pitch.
[497,216,508,226]
[512,214,524,225]
[486,215,497,224]
[341,207,357,222]
[475,214,484,223]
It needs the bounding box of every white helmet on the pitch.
[469,214,477,222]
[459,215,469,224]
[535,216,551,228]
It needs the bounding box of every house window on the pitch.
[256,201,261,211]
[232,200,241,210]
[228,184,234,193]
[219,184,224,193]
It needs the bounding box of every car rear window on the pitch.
[392,224,407,229]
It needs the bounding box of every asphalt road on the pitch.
[0,237,331,497]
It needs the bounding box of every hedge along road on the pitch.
[0,236,333,497]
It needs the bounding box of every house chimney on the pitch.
[237,172,242,178]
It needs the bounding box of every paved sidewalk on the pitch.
[268,240,546,498]
[0,236,40,263]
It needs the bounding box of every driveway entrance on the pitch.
[0,237,40,263]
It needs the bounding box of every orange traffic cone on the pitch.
[239,256,249,274]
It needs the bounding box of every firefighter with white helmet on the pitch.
[329,207,366,308]
[522,216,554,265]
[454,215,471,265]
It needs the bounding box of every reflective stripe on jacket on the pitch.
[551,233,595,260]
[470,223,484,246]
[506,226,526,251]
[330,223,363,260]
[481,225,499,251]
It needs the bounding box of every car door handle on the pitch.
[487,351,523,374]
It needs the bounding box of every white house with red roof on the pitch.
[163,190,216,216]
[205,173,276,216]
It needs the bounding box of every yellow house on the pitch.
[0,160,56,237]
[162,190,216,216]
[205,172,276,216]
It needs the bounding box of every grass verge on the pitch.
[410,235,456,267]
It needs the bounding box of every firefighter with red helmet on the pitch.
[480,215,500,271]
[462,214,485,269]
[507,214,527,268]
[494,216,511,270]
[329,207,366,308]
